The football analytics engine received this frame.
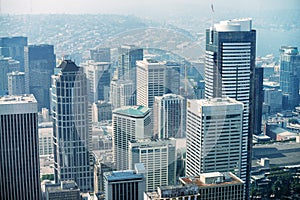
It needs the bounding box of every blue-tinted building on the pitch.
[0,36,28,71]
[25,44,56,110]
[279,46,300,110]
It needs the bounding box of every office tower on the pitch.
[110,79,135,110]
[0,36,27,71]
[39,124,54,156]
[136,59,166,108]
[153,94,185,138]
[205,18,256,190]
[25,44,56,110]
[0,94,41,200]
[45,181,80,200]
[104,163,146,200]
[112,105,152,170]
[118,45,143,81]
[51,60,93,192]
[279,46,300,110]
[92,101,112,122]
[82,60,111,102]
[264,88,283,113]
[0,56,20,95]
[94,161,115,193]
[7,71,25,95]
[90,47,111,62]
[128,139,176,191]
[165,61,180,95]
[253,67,264,135]
[144,172,244,200]
[186,98,243,177]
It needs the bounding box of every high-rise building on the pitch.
[204,18,256,191]
[144,172,245,200]
[153,94,185,139]
[165,61,180,95]
[104,163,146,200]
[186,98,243,177]
[45,181,80,200]
[0,36,27,71]
[112,105,152,170]
[51,60,93,192]
[0,56,20,95]
[0,94,41,200]
[110,79,135,110]
[92,101,112,122]
[90,47,111,62]
[7,71,25,95]
[117,45,143,105]
[279,46,300,110]
[136,59,166,108]
[25,44,56,110]
[118,45,143,81]
[128,139,176,191]
[253,67,264,135]
[82,60,111,102]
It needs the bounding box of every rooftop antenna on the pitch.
[211,1,215,28]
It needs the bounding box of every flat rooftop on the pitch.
[113,105,150,117]
[180,172,243,187]
[0,94,36,104]
[252,142,300,167]
[105,170,144,182]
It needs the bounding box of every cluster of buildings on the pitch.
[0,17,299,200]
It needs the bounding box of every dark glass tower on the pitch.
[25,44,56,110]
[0,94,41,200]
[51,60,93,192]
[118,45,143,104]
[279,46,300,110]
[0,36,28,71]
[204,18,256,198]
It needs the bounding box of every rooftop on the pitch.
[0,94,36,104]
[58,60,79,72]
[104,170,144,182]
[252,142,300,167]
[113,105,150,117]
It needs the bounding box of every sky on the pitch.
[1,0,299,16]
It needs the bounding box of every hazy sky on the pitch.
[1,0,299,15]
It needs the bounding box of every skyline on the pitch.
[1,0,299,16]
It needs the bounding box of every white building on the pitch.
[112,105,152,170]
[7,71,25,95]
[153,94,185,139]
[128,139,176,191]
[39,123,53,156]
[110,79,135,110]
[186,98,243,177]
[136,59,166,108]
[82,60,111,103]
[205,18,256,186]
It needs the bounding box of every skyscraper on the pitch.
[110,79,135,110]
[82,60,111,102]
[279,46,300,110]
[0,36,28,71]
[186,98,243,177]
[0,56,20,95]
[0,94,41,200]
[90,47,111,62]
[204,18,256,191]
[51,60,93,192]
[136,59,166,108]
[112,105,152,170]
[104,163,146,200]
[153,94,185,138]
[118,45,143,81]
[128,139,176,191]
[7,71,25,95]
[25,44,56,110]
